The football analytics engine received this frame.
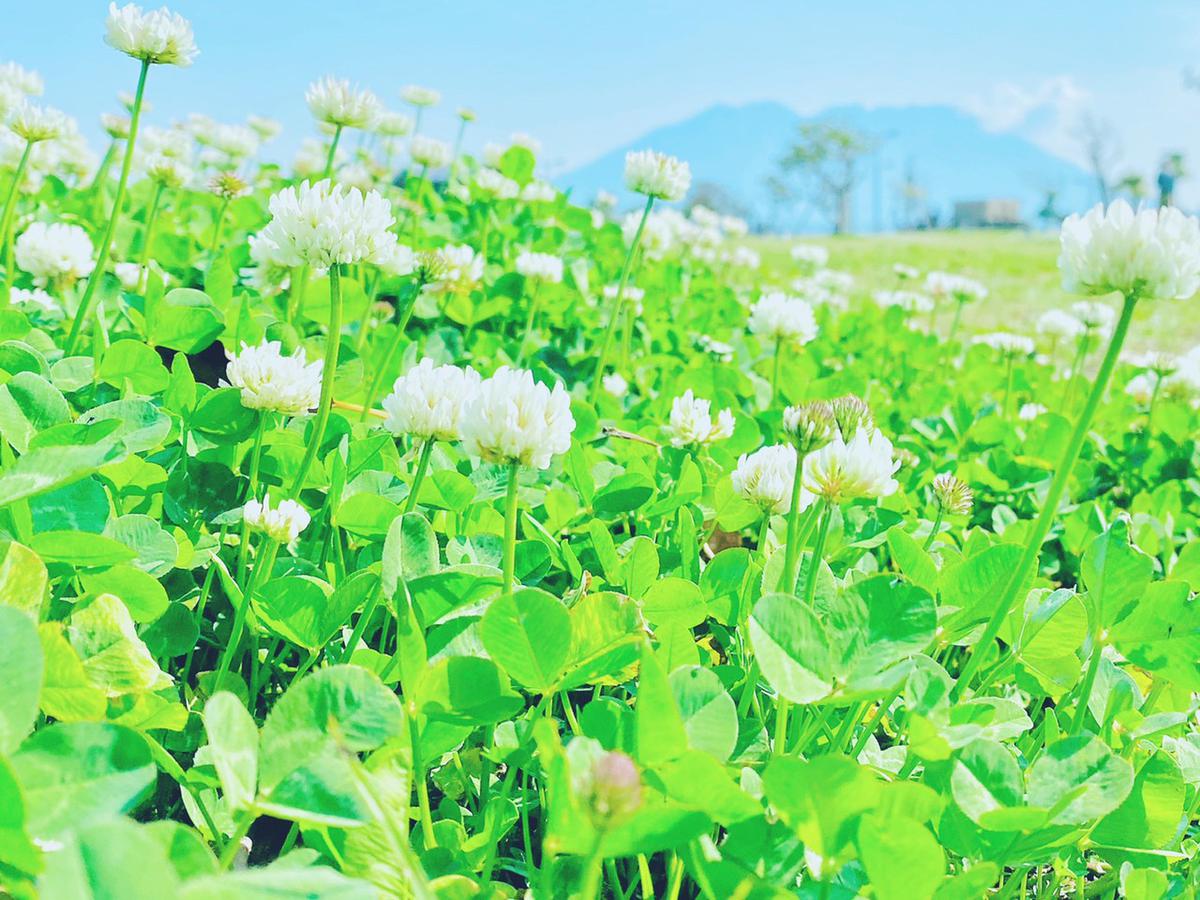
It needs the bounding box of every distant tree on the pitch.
[897,162,928,230]
[1074,113,1120,205]
[1115,173,1149,204]
[1158,152,1185,206]
[774,122,875,234]
[684,180,750,221]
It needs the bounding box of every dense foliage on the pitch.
[2,10,1200,899]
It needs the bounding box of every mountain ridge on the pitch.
[557,100,1095,232]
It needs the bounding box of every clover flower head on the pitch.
[515,251,563,283]
[14,222,94,286]
[382,359,481,443]
[748,291,818,346]
[105,3,198,66]
[243,492,310,545]
[459,366,575,470]
[306,77,381,130]
[665,389,735,448]
[732,444,806,515]
[624,149,691,202]
[225,340,323,417]
[258,179,395,268]
[931,472,973,516]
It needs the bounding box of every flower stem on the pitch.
[0,138,33,301]
[769,336,783,407]
[951,292,1138,702]
[517,283,540,363]
[322,125,344,181]
[213,537,278,691]
[405,438,435,513]
[803,503,833,605]
[288,264,343,497]
[779,464,814,593]
[208,195,231,256]
[235,414,269,583]
[360,285,419,423]
[136,182,165,293]
[922,505,945,552]
[590,194,654,404]
[64,59,150,356]
[947,298,965,342]
[1069,599,1105,736]
[1002,352,1015,419]
[501,461,521,600]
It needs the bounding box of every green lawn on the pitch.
[752,230,1200,354]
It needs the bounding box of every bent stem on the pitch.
[501,461,521,600]
[590,194,654,404]
[404,437,435,513]
[64,58,150,355]
[288,264,344,496]
[952,292,1138,702]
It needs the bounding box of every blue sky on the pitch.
[10,1,1200,186]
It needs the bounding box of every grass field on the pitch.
[753,229,1200,354]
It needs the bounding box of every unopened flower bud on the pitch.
[828,395,873,440]
[932,472,973,516]
[782,401,835,455]
[587,751,642,826]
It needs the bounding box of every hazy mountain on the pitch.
[557,101,1096,232]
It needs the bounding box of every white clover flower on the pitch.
[460,367,575,470]
[791,244,829,267]
[931,472,973,516]
[732,444,806,515]
[721,215,749,237]
[427,244,483,292]
[401,85,441,108]
[515,251,563,283]
[382,359,481,442]
[594,190,617,211]
[604,284,644,315]
[139,124,191,159]
[0,62,44,96]
[100,112,131,139]
[205,122,259,160]
[1059,200,1200,300]
[372,111,412,138]
[510,132,541,155]
[9,102,68,143]
[374,236,416,276]
[1036,309,1086,340]
[258,179,395,269]
[473,167,518,201]
[11,287,57,314]
[114,259,168,291]
[925,271,988,301]
[602,373,628,398]
[1018,402,1047,421]
[1125,372,1158,405]
[0,83,25,121]
[624,150,691,202]
[458,107,477,122]
[105,3,198,67]
[894,263,920,280]
[972,332,1035,356]
[1070,300,1117,334]
[409,135,451,169]
[665,389,735,448]
[874,290,934,314]
[482,142,506,167]
[748,292,819,346]
[142,151,190,187]
[247,115,282,141]
[725,246,760,269]
[697,334,734,362]
[243,492,310,545]
[14,222,94,286]
[305,77,381,130]
[225,340,323,417]
[521,180,557,203]
[804,427,899,502]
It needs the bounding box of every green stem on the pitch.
[773,698,790,757]
[1002,352,1015,419]
[947,298,965,342]
[322,124,344,181]
[922,505,945,552]
[779,459,813,592]
[360,285,419,423]
[213,538,278,691]
[478,201,490,259]
[288,265,343,496]
[208,195,230,256]
[63,58,150,355]
[769,336,783,407]
[590,194,654,404]
[501,462,521,600]
[803,504,833,605]
[951,292,1138,702]
[404,438,435,513]
[235,414,269,583]
[0,138,33,298]
[516,283,540,363]
[136,182,165,293]
[1070,607,1104,736]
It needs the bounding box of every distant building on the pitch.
[952,199,1023,229]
